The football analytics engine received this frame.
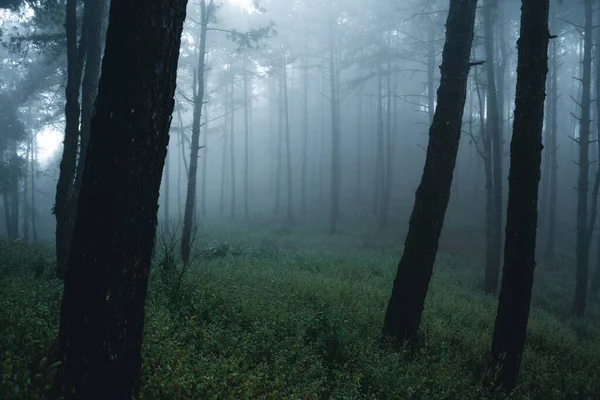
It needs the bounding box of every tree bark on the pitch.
[483,0,503,295]
[54,0,188,397]
[382,0,478,343]
[573,0,593,317]
[181,0,208,265]
[328,10,341,234]
[243,54,250,220]
[283,54,293,224]
[55,0,86,278]
[489,0,549,389]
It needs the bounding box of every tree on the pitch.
[573,0,594,316]
[54,0,189,397]
[54,0,107,278]
[488,0,549,389]
[382,0,478,343]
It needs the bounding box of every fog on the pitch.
[1,0,599,398]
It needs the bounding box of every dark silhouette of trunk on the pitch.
[9,143,19,239]
[382,0,478,342]
[31,133,37,241]
[164,148,170,223]
[488,0,549,389]
[243,55,250,220]
[283,55,293,223]
[23,138,30,242]
[545,1,558,259]
[54,0,188,397]
[73,0,106,205]
[591,6,600,296]
[55,0,86,278]
[181,0,208,265]
[483,0,503,295]
[201,101,208,220]
[574,0,593,317]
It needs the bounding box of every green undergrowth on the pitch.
[1,227,599,399]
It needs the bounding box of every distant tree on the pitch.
[382,0,478,342]
[53,0,188,397]
[488,0,549,390]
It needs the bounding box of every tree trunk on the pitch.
[356,88,363,205]
[375,73,384,217]
[201,99,208,220]
[302,43,309,213]
[23,137,30,242]
[380,60,392,230]
[181,0,208,265]
[31,132,37,241]
[55,0,86,278]
[243,55,250,220]
[483,0,503,295]
[574,0,593,317]
[545,9,558,259]
[275,72,283,215]
[73,0,106,205]
[229,69,236,221]
[488,0,549,389]
[382,0,478,343]
[283,55,293,224]
[328,13,341,234]
[54,0,188,397]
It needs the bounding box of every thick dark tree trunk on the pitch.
[483,0,503,295]
[381,0,478,342]
[488,0,549,389]
[55,0,86,278]
[73,0,107,203]
[574,0,593,317]
[54,0,188,397]
[181,0,208,265]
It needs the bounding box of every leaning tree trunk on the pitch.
[54,0,86,278]
[54,0,188,397]
[483,0,503,295]
[573,0,593,317]
[181,0,208,265]
[382,0,478,343]
[488,0,549,389]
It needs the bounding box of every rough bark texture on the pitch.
[54,0,188,397]
[488,0,549,389]
[574,0,593,317]
[181,0,208,265]
[54,0,85,278]
[382,0,478,342]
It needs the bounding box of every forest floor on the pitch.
[1,218,599,399]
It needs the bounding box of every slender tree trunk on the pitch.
[356,88,363,205]
[380,60,392,230]
[574,0,593,317]
[181,0,208,265]
[483,0,503,295]
[31,132,37,241]
[23,137,30,242]
[243,55,250,220]
[282,55,293,223]
[230,68,236,221]
[328,12,341,234]
[302,43,309,213]
[382,0,478,342]
[590,6,600,296]
[164,146,170,224]
[275,72,283,215]
[201,100,208,220]
[54,0,188,396]
[375,73,384,216]
[488,0,549,389]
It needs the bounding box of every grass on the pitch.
[1,221,599,399]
